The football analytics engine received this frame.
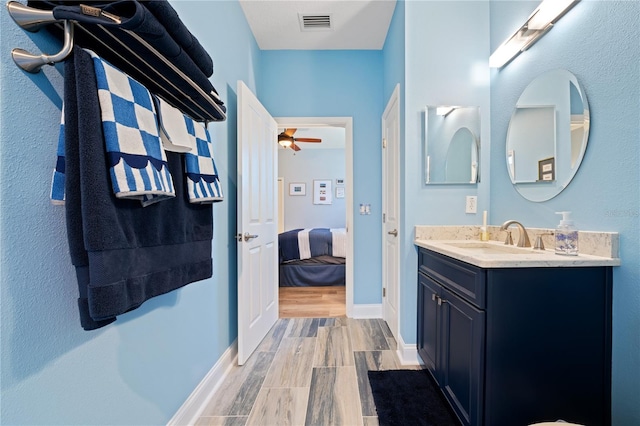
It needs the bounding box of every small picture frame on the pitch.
[336,178,345,186]
[538,157,555,181]
[313,179,332,205]
[289,182,306,196]
[336,187,345,198]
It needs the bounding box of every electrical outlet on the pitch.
[465,196,477,214]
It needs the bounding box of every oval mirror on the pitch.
[425,106,480,184]
[506,69,590,202]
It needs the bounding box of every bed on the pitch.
[278,228,346,287]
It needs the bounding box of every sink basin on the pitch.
[443,241,542,255]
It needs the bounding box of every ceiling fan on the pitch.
[278,128,322,151]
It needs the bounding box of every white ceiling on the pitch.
[239,0,397,50]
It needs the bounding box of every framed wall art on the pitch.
[289,182,306,196]
[313,179,332,204]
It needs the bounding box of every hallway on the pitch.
[195,318,418,425]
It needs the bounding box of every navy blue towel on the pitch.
[64,46,214,330]
[28,0,225,121]
[142,0,214,77]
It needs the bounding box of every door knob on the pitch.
[243,232,258,241]
[388,229,398,237]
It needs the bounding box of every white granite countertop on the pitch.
[414,225,621,268]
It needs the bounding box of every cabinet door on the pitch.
[440,287,485,426]
[417,273,441,377]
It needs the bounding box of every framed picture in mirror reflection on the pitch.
[538,157,555,181]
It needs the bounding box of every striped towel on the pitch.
[184,119,223,204]
[50,106,66,205]
[88,49,174,206]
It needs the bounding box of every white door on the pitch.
[382,84,401,341]
[237,81,278,365]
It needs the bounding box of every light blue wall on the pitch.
[259,50,384,305]
[490,1,640,424]
[3,1,638,424]
[278,148,346,230]
[0,1,259,424]
[383,0,405,102]
[398,0,491,345]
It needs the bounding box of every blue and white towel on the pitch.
[50,106,66,205]
[88,50,174,205]
[183,119,223,204]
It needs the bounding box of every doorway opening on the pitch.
[274,117,354,319]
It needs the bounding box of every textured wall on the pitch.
[398,0,491,345]
[489,1,640,424]
[0,1,260,424]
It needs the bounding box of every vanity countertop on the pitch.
[415,238,621,268]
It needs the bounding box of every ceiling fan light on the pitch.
[279,138,292,148]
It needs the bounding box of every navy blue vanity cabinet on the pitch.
[418,248,486,426]
[417,247,613,426]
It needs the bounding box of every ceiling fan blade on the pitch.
[283,128,297,137]
[291,143,301,151]
[294,138,322,143]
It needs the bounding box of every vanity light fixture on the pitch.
[489,0,579,68]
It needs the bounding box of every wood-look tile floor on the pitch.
[279,286,346,318]
[196,318,419,426]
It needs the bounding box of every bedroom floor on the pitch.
[279,286,346,318]
[195,317,419,426]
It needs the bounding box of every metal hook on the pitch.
[7,1,60,31]
[11,19,74,73]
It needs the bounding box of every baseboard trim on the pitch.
[396,333,421,366]
[350,303,382,318]
[167,340,237,426]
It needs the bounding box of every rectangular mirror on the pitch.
[424,106,480,185]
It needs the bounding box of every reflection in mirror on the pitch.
[425,106,480,185]
[506,69,590,202]
[507,106,556,183]
[446,127,478,183]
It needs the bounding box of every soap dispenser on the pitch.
[555,211,578,256]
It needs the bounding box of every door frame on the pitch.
[274,116,354,316]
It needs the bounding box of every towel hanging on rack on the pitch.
[142,0,214,77]
[155,97,197,153]
[88,49,176,205]
[183,120,224,204]
[63,45,214,330]
[50,107,66,205]
[22,0,225,122]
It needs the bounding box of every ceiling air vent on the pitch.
[299,14,332,31]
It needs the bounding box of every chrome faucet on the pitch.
[500,220,531,247]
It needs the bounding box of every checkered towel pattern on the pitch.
[89,50,175,205]
[184,120,223,203]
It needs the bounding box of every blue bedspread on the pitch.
[279,228,345,262]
